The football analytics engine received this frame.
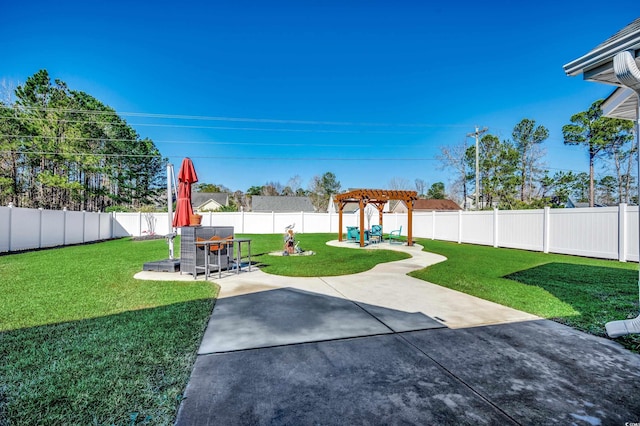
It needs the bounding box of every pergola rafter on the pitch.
[334,189,418,247]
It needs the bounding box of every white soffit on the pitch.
[602,87,638,120]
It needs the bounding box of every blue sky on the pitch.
[2,1,638,195]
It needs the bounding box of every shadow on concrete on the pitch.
[179,317,640,425]
[404,319,640,424]
[198,287,446,354]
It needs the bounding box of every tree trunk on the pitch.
[625,150,633,203]
[520,163,526,202]
[614,151,623,204]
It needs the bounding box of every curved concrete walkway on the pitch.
[229,241,538,329]
[136,240,538,331]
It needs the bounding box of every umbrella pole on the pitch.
[167,163,175,260]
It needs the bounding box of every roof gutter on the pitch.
[564,34,640,77]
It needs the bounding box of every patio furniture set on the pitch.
[346,225,403,245]
[181,226,252,280]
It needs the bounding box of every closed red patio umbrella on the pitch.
[172,157,198,228]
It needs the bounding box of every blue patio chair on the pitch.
[388,226,402,244]
[370,225,383,243]
[347,226,359,241]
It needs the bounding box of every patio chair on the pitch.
[388,226,402,244]
[347,226,359,241]
[370,225,383,243]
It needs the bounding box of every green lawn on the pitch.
[0,238,217,425]
[0,234,407,425]
[410,238,640,352]
[247,233,409,276]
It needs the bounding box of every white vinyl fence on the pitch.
[0,207,113,253]
[2,205,638,262]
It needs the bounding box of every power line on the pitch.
[129,123,425,134]
[0,149,441,161]
[0,150,162,158]
[0,150,594,175]
[6,106,472,129]
[0,133,421,148]
[0,116,432,135]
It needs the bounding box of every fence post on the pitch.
[457,210,462,244]
[241,208,245,233]
[63,207,67,245]
[7,202,13,252]
[272,211,276,233]
[432,211,436,240]
[39,208,43,249]
[619,203,627,262]
[82,211,86,242]
[301,211,305,234]
[110,212,118,238]
[543,207,550,253]
[493,208,499,248]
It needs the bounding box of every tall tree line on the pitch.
[0,70,165,211]
[562,100,635,207]
[439,106,635,209]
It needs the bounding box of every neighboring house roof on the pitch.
[251,196,315,212]
[330,201,360,213]
[390,200,408,213]
[565,198,606,208]
[192,192,229,211]
[391,199,462,213]
[413,199,462,211]
[329,196,391,213]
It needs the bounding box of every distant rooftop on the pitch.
[413,199,462,211]
[251,195,315,212]
[192,192,228,208]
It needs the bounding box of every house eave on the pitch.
[564,37,640,80]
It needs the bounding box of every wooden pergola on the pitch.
[334,189,418,247]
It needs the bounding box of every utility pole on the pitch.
[467,126,488,210]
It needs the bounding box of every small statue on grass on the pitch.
[283,228,295,255]
[282,223,312,256]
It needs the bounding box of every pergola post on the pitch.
[337,199,343,242]
[359,198,365,247]
[407,198,414,246]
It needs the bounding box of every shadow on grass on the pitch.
[505,262,640,351]
[0,299,214,426]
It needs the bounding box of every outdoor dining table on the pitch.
[229,238,252,274]
[195,238,252,280]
